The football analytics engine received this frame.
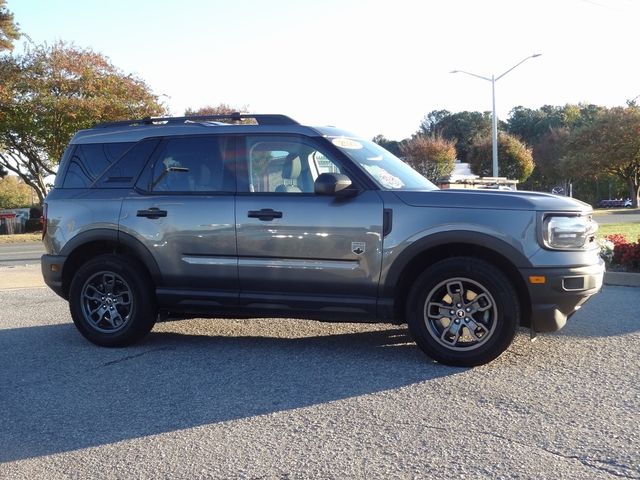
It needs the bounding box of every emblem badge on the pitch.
[351,242,366,255]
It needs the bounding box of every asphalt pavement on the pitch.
[0,286,638,479]
[0,241,44,267]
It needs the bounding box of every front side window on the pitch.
[242,136,342,193]
[149,136,233,193]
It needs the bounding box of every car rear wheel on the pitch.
[407,257,519,367]
[69,254,157,347]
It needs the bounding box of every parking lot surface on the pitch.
[0,286,638,479]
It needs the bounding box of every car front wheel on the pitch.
[407,257,519,367]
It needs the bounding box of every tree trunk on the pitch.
[630,179,640,208]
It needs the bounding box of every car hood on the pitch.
[394,189,591,212]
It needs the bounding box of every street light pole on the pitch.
[451,54,541,178]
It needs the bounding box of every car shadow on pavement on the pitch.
[0,321,462,463]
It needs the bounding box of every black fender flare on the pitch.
[60,228,162,284]
[381,230,533,298]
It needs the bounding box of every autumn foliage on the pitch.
[0,42,166,202]
[400,134,456,183]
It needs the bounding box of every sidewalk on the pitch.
[0,265,45,290]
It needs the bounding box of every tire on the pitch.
[406,257,519,367]
[69,254,157,347]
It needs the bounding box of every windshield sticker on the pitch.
[363,165,404,189]
[332,138,363,150]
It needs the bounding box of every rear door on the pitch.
[235,134,384,315]
[120,134,238,303]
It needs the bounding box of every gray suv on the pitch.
[41,113,604,366]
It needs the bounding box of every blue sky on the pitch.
[9,0,640,140]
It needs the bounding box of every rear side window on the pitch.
[142,136,234,193]
[62,142,134,188]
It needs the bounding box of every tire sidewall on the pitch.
[69,254,156,347]
[407,258,519,367]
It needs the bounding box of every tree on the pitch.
[468,133,534,183]
[0,175,32,208]
[419,110,492,162]
[0,0,19,52]
[522,127,571,193]
[563,106,640,207]
[400,134,456,183]
[372,134,402,157]
[506,104,605,146]
[0,42,166,203]
[184,103,254,123]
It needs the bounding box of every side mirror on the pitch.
[314,173,356,197]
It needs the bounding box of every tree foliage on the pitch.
[0,42,166,202]
[372,134,402,157]
[400,134,456,182]
[468,133,534,182]
[184,103,254,123]
[520,127,571,192]
[419,110,492,162]
[0,175,33,208]
[563,106,640,206]
[0,0,19,52]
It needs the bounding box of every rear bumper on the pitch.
[522,259,605,332]
[41,254,67,299]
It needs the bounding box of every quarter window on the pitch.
[62,142,133,188]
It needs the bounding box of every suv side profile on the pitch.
[42,114,604,367]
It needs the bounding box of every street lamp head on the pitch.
[450,70,459,74]
[532,53,542,58]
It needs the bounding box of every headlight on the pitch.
[543,215,598,249]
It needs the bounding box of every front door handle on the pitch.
[248,208,283,221]
[137,207,167,219]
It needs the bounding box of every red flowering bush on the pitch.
[605,234,640,271]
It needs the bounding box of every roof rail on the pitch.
[93,113,299,128]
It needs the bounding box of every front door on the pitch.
[235,134,384,315]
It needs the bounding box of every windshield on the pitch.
[329,137,438,191]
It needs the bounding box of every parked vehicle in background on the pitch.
[41,113,604,367]
[597,198,633,208]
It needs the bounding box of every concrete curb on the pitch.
[604,271,640,288]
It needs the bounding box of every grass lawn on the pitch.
[598,222,640,242]
[0,232,42,244]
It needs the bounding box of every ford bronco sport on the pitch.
[41,113,605,366]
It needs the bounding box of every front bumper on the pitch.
[521,259,605,332]
[41,254,67,299]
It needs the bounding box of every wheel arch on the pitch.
[384,232,533,327]
[59,229,161,298]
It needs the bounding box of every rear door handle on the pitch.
[137,207,167,219]
[248,208,283,221]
